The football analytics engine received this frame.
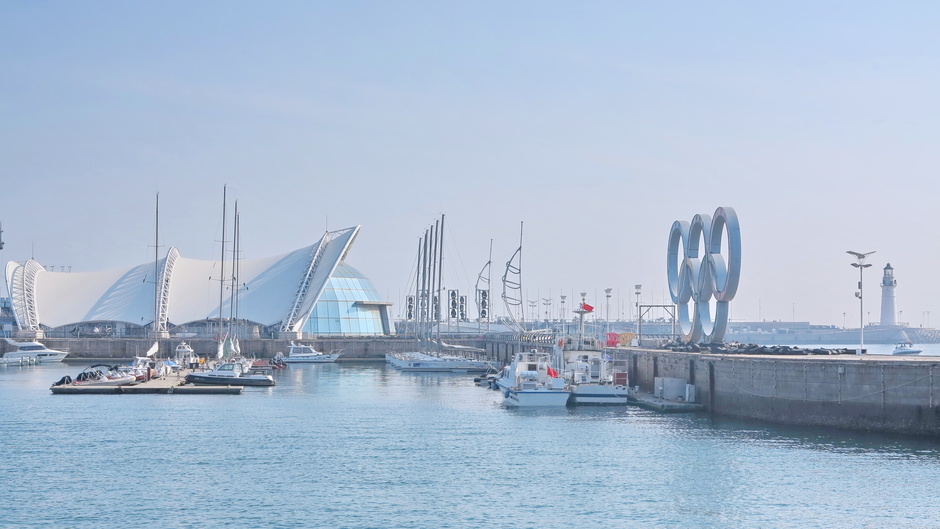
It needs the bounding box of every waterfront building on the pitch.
[3,226,394,339]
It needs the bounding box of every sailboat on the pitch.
[474,239,492,333]
[215,188,245,363]
[386,215,491,374]
[189,189,273,387]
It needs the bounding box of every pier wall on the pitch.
[1,337,487,361]
[625,348,940,436]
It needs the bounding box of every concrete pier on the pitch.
[623,347,940,436]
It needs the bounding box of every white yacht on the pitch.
[2,338,69,363]
[387,350,493,373]
[892,341,923,355]
[281,342,342,363]
[495,350,570,407]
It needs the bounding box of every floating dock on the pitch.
[630,391,705,413]
[50,370,243,395]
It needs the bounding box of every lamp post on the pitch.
[634,284,642,329]
[848,250,875,355]
[604,288,613,336]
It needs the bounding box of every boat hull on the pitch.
[503,389,571,407]
[398,362,491,373]
[282,355,340,364]
[3,351,68,363]
[185,373,275,386]
[569,384,630,405]
[72,375,137,386]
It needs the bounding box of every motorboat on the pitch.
[281,342,342,364]
[495,350,570,407]
[892,341,923,355]
[252,352,287,370]
[558,303,630,405]
[52,364,137,387]
[185,361,275,386]
[3,338,69,363]
[387,350,493,373]
[175,341,202,369]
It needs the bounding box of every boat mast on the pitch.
[487,239,492,333]
[413,237,422,344]
[518,222,523,327]
[229,201,238,338]
[152,193,160,343]
[420,228,430,344]
[436,214,445,351]
[430,220,439,349]
[218,185,227,343]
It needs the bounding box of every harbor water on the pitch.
[2,361,939,528]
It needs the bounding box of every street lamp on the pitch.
[848,250,875,355]
[634,284,642,328]
[604,288,613,336]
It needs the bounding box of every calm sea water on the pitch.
[2,361,939,529]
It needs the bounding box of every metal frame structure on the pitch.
[6,259,43,331]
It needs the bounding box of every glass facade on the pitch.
[303,262,388,336]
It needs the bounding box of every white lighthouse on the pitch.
[880,263,897,326]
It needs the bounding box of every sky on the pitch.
[2,1,940,328]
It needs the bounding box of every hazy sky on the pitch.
[2,2,939,328]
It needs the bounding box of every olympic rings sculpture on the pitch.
[667,207,741,344]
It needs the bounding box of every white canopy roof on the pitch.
[5,226,360,331]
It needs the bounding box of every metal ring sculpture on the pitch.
[667,207,741,343]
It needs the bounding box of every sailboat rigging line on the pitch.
[442,220,473,300]
[228,201,237,330]
[474,238,493,332]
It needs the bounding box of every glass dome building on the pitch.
[303,262,392,336]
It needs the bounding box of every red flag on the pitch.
[546,366,558,378]
[582,302,594,312]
